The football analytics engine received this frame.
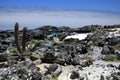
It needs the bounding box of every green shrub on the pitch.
[49,74,58,80]
[27,39,38,45]
[103,54,117,61]
[9,48,18,53]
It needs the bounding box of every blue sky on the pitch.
[0,0,120,30]
[0,0,120,12]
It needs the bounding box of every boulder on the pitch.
[111,72,120,80]
[0,53,8,62]
[0,59,42,80]
[100,75,105,80]
[54,65,62,76]
[44,64,62,76]
[72,55,81,65]
[70,70,79,79]
[30,52,40,61]
[34,59,42,65]
[41,51,55,63]
[0,45,8,53]
[101,45,114,54]
[44,64,58,74]
[7,59,17,67]
[115,50,120,60]
[108,37,119,45]
[80,59,93,67]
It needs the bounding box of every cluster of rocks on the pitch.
[0,59,63,80]
[0,30,14,53]
[0,25,120,80]
[30,40,92,67]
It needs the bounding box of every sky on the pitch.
[0,0,120,30]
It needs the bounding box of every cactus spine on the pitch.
[14,22,27,54]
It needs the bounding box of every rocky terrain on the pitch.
[0,24,120,80]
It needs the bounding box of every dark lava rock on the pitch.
[28,30,46,40]
[80,59,93,67]
[44,64,62,76]
[54,65,62,76]
[72,55,81,65]
[0,59,42,80]
[111,72,120,80]
[118,65,120,70]
[41,51,55,63]
[70,70,79,79]
[0,45,8,53]
[115,50,120,60]
[100,75,105,80]
[23,59,37,70]
[7,59,17,67]
[107,37,120,46]
[0,53,8,62]
[45,64,58,74]
[101,45,114,54]
[107,64,116,68]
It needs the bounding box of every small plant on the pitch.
[26,39,39,50]
[9,48,18,53]
[27,39,38,45]
[103,54,118,61]
[49,74,58,80]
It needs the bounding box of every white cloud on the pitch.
[0,7,120,30]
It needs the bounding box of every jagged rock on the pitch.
[54,65,62,76]
[44,64,58,75]
[30,52,40,61]
[81,46,88,54]
[118,65,120,70]
[7,59,17,67]
[41,51,55,63]
[111,72,120,80]
[8,74,20,80]
[100,75,105,80]
[80,59,93,67]
[101,45,114,54]
[115,50,120,60]
[55,53,66,65]
[0,69,9,78]
[34,59,42,65]
[108,37,119,45]
[0,59,42,80]
[107,64,116,68]
[70,70,79,79]
[44,64,62,76]
[72,55,81,65]
[28,30,46,40]
[0,45,8,53]
[23,59,37,70]
[0,53,8,62]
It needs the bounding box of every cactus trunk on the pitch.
[22,27,27,52]
[14,22,22,53]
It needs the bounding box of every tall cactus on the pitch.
[14,22,22,53]
[22,27,27,52]
[14,22,27,54]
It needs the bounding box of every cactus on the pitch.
[14,22,22,53]
[14,22,27,54]
[22,27,27,52]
